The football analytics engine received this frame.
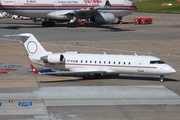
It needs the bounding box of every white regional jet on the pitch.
[5,33,176,82]
[0,0,137,27]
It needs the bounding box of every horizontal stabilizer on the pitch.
[5,33,52,64]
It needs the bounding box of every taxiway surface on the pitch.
[0,13,180,120]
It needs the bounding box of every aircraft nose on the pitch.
[167,66,176,74]
[133,5,137,10]
[171,68,176,73]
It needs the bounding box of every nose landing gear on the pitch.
[160,75,164,82]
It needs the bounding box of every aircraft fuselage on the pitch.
[0,0,137,19]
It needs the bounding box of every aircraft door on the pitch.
[54,1,59,9]
[124,0,128,7]
[14,0,20,8]
[137,61,144,72]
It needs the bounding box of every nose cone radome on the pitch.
[133,5,137,11]
[126,1,137,11]
[167,66,176,74]
[170,68,176,74]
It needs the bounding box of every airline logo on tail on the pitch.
[30,64,39,74]
[27,41,38,54]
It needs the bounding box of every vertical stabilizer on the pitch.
[5,33,52,56]
[5,33,52,64]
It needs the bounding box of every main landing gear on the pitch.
[117,17,122,24]
[160,75,164,82]
[82,74,102,79]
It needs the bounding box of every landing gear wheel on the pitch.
[42,21,55,27]
[94,74,101,78]
[160,75,164,82]
[117,20,122,24]
[67,23,70,27]
[42,21,47,27]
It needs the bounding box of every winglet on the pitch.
[30,64,39,74]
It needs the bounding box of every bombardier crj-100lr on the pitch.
[0,0,137,27]
[6,33,176,82]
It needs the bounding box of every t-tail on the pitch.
[5,33,52,64]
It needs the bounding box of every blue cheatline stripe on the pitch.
[0,102,2,106]
[18,102,32,107]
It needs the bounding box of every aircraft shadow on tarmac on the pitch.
[0,21,134,32]
[0,22,43,29]
[39,74,178,83]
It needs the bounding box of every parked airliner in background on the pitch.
[0,0,137,27]
[5,33,176,82]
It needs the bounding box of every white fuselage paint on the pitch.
[6,33,176,80]
[35,53,176,76]
[0,0,137,20]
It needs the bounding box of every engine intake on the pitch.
[40,54,65,63]
[91,13,115,24]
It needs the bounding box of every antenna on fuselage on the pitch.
[134,50,137,56]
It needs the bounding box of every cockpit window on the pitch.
[150,60,165,64]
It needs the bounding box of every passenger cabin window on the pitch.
[119,62,120,64]
[86,60,87,63]
[81,60,83,63]
[90,61,92,63]
[114,62,115,64]
[150,60,165,64]
[124,62,125,65]
[95,61,96,63]
[104,61,106,64]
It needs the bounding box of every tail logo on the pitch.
[27,41,37,54]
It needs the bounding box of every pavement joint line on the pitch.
[0,98,180,100]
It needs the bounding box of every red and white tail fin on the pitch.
[30,64,39,74]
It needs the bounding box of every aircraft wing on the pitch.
[30,64,106,75]
[47,0,111,17]
[47,7,99,18]
[68,0,111,15]
[40,70,106,75]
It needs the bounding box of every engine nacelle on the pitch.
[91,13,115,24]
[47,11,72,20]
[40,54,65,63]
